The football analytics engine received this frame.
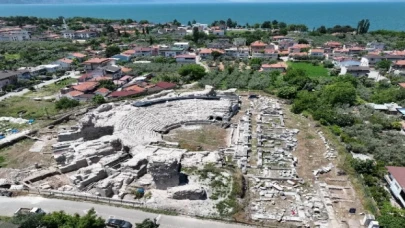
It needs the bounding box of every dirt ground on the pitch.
[0,138,54,169]
[163,125,229,151]
[283,103,365,227]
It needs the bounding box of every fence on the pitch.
[2,188,144,208]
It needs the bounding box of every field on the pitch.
[287,61,329,78]
[0,78,78,119]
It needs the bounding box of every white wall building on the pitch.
[386,166,405,207]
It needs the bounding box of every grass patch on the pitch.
[287,62,329,78]
[4,53,20,60]
[25,77,77,98]
[0,96,58,119]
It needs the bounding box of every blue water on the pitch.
[0,2,404,31]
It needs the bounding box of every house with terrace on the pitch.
[260,62,288,72]
[83,58,113,71]
[175,55,197,64]
[309,49,325,58]
[385,166,405,207]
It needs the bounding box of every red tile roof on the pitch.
[71,52,86,58]
[262,62,288,69]
[398,83,405,88]
[108,91,140,98]
[122,49,136,55]
[251,41,267,47]
[311,49,324,53]
[72,82,99,92]
[199,48,213,54]
[387,166,405,190]
[156,82,176,89]
[119,75,133,81]
[95,87,110,94]
[124,85,146,93]
[83,58,110,64]
[394,60,405,66]
[66,90,84,97]
[78,73,93,81]
[90,76,112,82]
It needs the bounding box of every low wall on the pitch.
[133,96,220,107]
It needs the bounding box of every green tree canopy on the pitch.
[322,82,357,106]
[178,64,206,82]
[105,45,121,58]
[136,218,159,228]
[55,97,80,110]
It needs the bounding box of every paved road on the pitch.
[0,196,251,228]
[0,71,79,102]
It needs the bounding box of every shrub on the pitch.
[277,86,297,99]
[55,97,80,110]
[92,94,105,105]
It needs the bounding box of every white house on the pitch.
[225,47,250,59]
[55,58,73,70]
[0,28,30,41]
[386,166,405,207]
[61,30,75,39]
[173,42,190,50]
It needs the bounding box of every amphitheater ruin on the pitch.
[0,85,358,227]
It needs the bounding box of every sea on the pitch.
[0,2,404,31]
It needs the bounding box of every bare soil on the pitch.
[163,125,229,151]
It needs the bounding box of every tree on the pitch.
[126,18,133,24]
[172,19,181,26]
[375,59,391,71]
[192,19,196,24]
[136,218,159,228]
[187,21,192,26]
[357,19,370,34]
[322,82,357,106]
[277,86,297,99]
[55,97,80,110]
[192,26,200,43]
[211,51,223,60]
[298,39,309,44]
[178,64,206,82]
[10,213,44,228]
[98,80,117,91]
[105,45,120,57]
[41,208,104,228]
[317,25,327,34]
[92,94,105,105]
[261,21,272,29]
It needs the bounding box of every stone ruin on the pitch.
[0,86,239,210]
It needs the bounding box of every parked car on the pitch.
[105,218,133,228]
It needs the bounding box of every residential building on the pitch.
[233,38,246,47]
[289,44,310,54]
[261,62,288,72]
[309,48,324,57]
[211,29,225,36]
[103,65,122,79]
[94,88,111,97]
[156,81,177,90]
[159,47,185,57]
[332,57,361,68]
[72,81,99,93]
[332,48,350,57]
[173,42,190,50]
[199,48,224,59]
[278,40,295,51]
[0,28,30,41]
[348,47,364,56]
[133,47,153,57]
[391,60,405,74]
[366,41,385,51]
[385,166,405,207]
[55,58,73,70]
[250,41,267,54]
[108,90,140,99]
[224,47,250,59]
[67,53,87,62]
[111,53,132,62]
[365,53,405,65]
[0,70,26,90]
[175,55,197,64]
[252,49,279,60]
[65,90,84,100]
[346,66,370,77]
[61,30,76,39]
[83,58,112,71]
[324,41,342,49]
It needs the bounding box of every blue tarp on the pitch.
[28,119,35,124]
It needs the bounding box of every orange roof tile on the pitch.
[71,52,86,58]
[72,82,99,92]
[84,58,110,64]
[58,58,73,64]
[251,41,267,47]
[124,85,146,93]
[67,90,84,97]
[95,87,110,94]
[394,60,405,66]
